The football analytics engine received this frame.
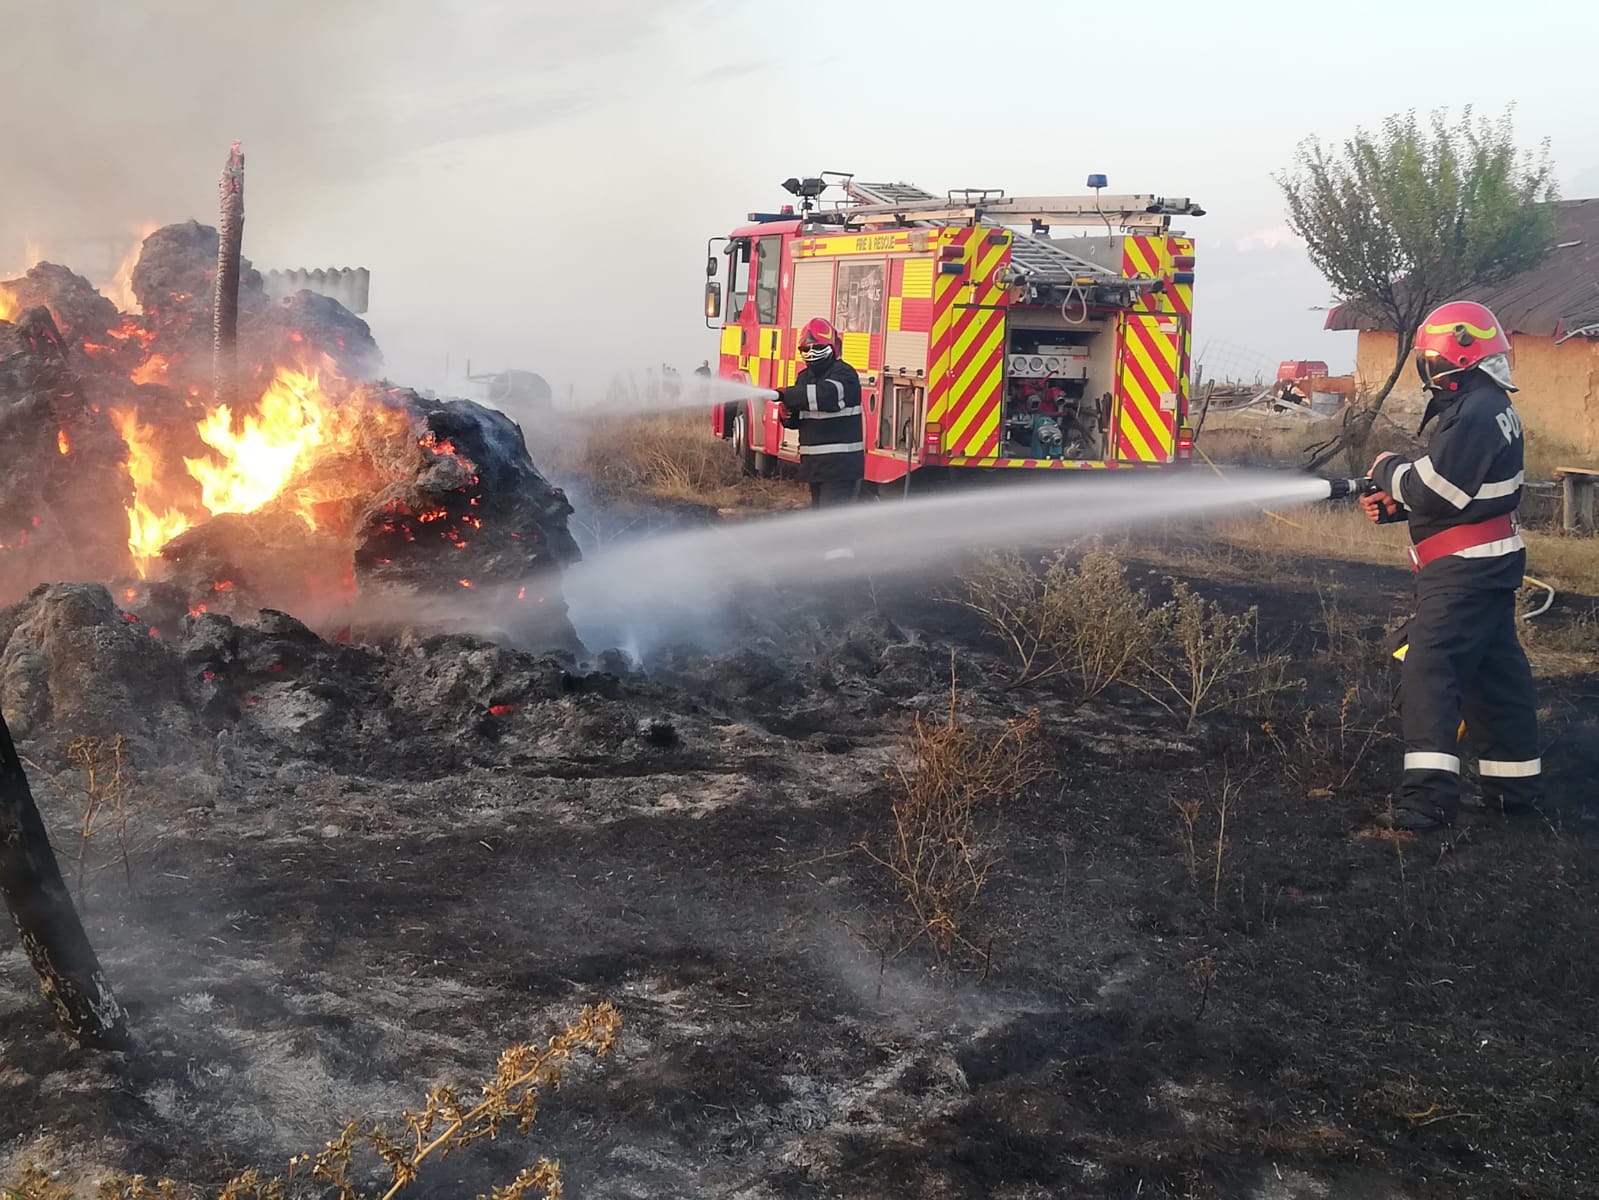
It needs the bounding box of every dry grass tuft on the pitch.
[22,734,146,908]
[4,1005,620,1200]
[859,669,1047,969]
[954,547,1156,693]
[957,548,1302,728]
[535,410,803,513]
[1134,585,1300,731]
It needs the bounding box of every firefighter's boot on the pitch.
[1374,803,1450,832]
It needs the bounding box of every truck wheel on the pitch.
[731,412,758,477]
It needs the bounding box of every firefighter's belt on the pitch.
[1407,513,1517,572]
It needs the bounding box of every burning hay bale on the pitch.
[129,219,379,381]
[251,288,380,381]
[130,219,266,356]
[0,213,582,653]
[0,263,119,348]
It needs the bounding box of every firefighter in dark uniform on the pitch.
[774,317,865,509]
[1361,300,1541,830]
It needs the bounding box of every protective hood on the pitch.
[1417,352,1516,434]
[1477,352,1516,392]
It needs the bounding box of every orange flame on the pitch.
[110,357,409,573]
[57,429,70,455]
[0,287,17,324]
[183,363,349,528]
[108,407,191,576]
[130,354,170,386]
[106,316,156,349]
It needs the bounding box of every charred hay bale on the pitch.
[131,220,267,353]
[355,394,582,645]
[0,264,117,344]
[175,609,373,737]
[159,511,357,622]
[0,583,190,747]
[248,290,381,381]
[381,631,568,733]
[0,313,137,599]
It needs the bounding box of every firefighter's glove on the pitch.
[1358,488,1402,525]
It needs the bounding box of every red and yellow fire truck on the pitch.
[704,175,1205,484]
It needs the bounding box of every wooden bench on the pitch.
[1553,466,1599,532]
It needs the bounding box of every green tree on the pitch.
[1278,107,1557,466]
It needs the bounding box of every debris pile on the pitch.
[0,582,620,773]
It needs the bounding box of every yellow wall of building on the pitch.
[1355,330,1599,460]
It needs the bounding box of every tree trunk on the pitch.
[0,706,130,1050]
[1342,332,1414,465]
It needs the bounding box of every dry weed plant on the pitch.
[22,734,142,907]
[4,1004,620,1200]
[858,667,1047,968]
[952,551,1069,687]
[1134,584,1298,731]
[1185,954,1217,1020]
[958,550,1301,728]
[1170,768,1243,914]
[1263,588,1397,796]
[954,547,1157,695]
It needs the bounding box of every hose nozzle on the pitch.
[1326,476,1377,501]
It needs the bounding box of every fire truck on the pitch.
[704,175,1204,483]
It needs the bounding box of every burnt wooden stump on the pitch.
[0,705,129,1050]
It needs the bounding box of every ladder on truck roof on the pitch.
[835,180,1199,287]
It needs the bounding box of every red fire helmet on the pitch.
[799,317,840,363]
[1413,300,1511,390]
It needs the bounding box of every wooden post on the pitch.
[214,141,245,410]
[1557,470,1598,534]
[0,706,129,1050]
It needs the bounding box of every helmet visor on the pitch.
[800,342,834,364]
[1414,349,1457,390]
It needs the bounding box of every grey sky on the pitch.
[1,0,1591,392]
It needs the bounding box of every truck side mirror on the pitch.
[706,256,719,278]
[704,281,722,320]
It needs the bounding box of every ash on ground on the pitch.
[2,547,1597,1200]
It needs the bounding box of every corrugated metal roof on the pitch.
[1324,198,1599,339]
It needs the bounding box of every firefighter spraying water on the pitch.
[1353,300,1541,830]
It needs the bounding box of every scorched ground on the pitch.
[2,236,1598,1199]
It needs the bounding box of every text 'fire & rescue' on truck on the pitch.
[702,174,1205,484]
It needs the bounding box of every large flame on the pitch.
[0,288,17,323]
[110,357,397,575]
[183,363,344,525]
[109,407,192,576]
